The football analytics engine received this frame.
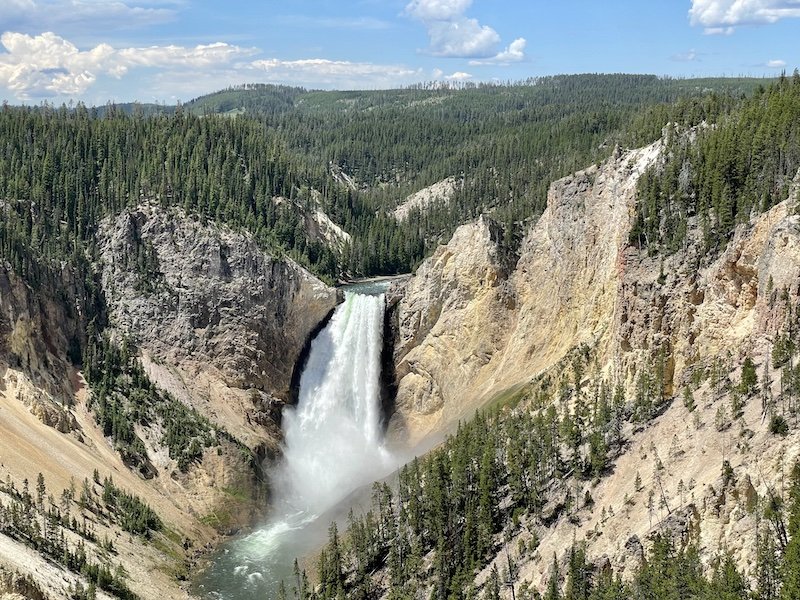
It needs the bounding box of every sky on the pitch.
[0,0,798,105]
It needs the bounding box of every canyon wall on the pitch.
[389,143,800,589]
[391,142,663,444]
[96,204,339,450]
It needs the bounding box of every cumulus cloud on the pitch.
[468,38,526,66]
[690,0,800,33]
[0,31,256,98]
[118,42,254,69]
[405,0,522,60]
[766,58,787,67]
[425,18,500,57]
[0,30,427,100]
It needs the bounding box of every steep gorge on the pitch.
[2,76,798,600]
[4,133,800,598]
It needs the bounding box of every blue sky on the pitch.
[0,0,797,105]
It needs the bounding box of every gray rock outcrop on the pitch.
[97,203,339,447]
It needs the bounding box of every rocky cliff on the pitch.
[391,142,662,444]
[389,142,800,590]
[389,214,516,441]
[0,264,90,408]
[97,203,339,449]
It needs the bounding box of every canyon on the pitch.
[3,133,800,597]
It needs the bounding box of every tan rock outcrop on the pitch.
[393,177,460,222]
[390,141,663,444]
[0,262,89,407]
[390,214,517,441]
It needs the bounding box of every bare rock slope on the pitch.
[391,142,662,444]
[390,141,800,589]
[97,203,338,448]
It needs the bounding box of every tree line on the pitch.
[0,75,771,286]
[631,71,800,256]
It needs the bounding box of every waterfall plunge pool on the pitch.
[194,281,402,599]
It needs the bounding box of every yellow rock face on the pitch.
[390,142,664,445]
[391,145,800,452]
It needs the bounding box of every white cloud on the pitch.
[444,71,472,81]
[690,0,800,33]
[250,58,422,89]
[405,0,472,21]
[0,0,177,33]
[405,0,522,60]
[0,0,36,13]
[468,37,526,66]
[0,0,40,20]
[703,26,735,34]
[119,42,255,69]
[671,49,700,62]
[425,18,500,57]
[0,30,427,100]
[0,31,255,98]
[275,15,391,30]
[766,58,787,67]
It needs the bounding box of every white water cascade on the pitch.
[279,291,389,513]
[198,287,396,599]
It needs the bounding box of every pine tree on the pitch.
[781,464,800,599]
[565,543,591,600]
[756,533,780,600]
[741,355,759,396]
[709,554,747,599]
[545,554,561,600]
[484,564,501,600]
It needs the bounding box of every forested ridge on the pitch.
[185,75,766,270]
[0,74,770,285]
[632,71,800,256]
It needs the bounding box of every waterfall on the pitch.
[198,288,394,599]
[279,291,389,514]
